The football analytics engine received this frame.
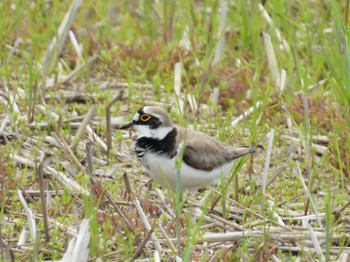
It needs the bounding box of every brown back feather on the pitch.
[176,127,256,171]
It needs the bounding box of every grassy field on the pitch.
[1,0,350,261]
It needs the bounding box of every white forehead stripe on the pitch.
[133,112,140,121]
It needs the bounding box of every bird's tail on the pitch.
[231,145,263,160]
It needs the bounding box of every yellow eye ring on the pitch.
[140,114,151,122]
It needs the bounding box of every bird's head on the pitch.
[120,106,173,139]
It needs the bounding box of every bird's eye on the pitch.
[140,114,151,122]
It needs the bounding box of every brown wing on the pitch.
[177,127,256,171]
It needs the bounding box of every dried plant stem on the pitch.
[263,33,281,91]
[61,219,90,262]
[308,224,326,262]
[258,3,289,52]
[61,54,99,84]
[42,0,83,81]
[131,228,154,261]
[52,133,86,175]
[0,237,14,262]
[17,189,36,240]
[262,129,274,194]
[157,224,176,252]
[103,191,135,232]
[123,173,133,196]
[134,199,162,254]
[296,162,322,228]
[212,0,228,66]
[165,229,350,244]
[174,62,184,115]
[85,142,93,176]
[70,105,96,149]
[106,90,124,159]
[37,161,50,242]
[231,101,262,127]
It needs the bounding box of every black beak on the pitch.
[119,121,133,129]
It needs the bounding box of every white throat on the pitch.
[134,125,173,140]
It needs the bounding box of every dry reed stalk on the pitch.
[134,199,163,253]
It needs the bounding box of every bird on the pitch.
[120,106,260,192]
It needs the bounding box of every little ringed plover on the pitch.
[121,106,259,191]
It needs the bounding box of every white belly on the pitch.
[140,152,233,191]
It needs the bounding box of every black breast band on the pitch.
[135,127,177,158]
